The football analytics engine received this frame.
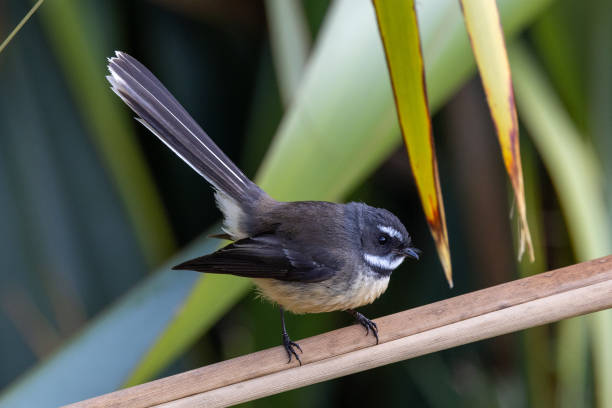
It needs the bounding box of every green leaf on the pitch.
[510,42,612,408]
[264,0,311,105]
[460,0,533,261]
[0,0,45,55]
[373,0,452,287]
[0,8,151,382]
[0,235,216,407]
[510,44,610,263]
[37,0,175,265]
[530,1,588,131]
[123,273,250,387]
[518,141,554,408]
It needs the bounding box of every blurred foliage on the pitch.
[0,0,610,407]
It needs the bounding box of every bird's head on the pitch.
[358,206,420,275]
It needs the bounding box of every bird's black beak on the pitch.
[402,247,420,260]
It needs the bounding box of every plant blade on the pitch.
[123,273,250,386]
[511,42,612,408]
[264,0,311,105]
[0,0,45,54]
[372,0,452,287]
[0,235,216,408]
[460,0,534,261]
[37,0,175,265]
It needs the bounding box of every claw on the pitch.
[350,310,379,344]
[280,307,302,365]
[283,333,302,365]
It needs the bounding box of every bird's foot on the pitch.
[282,332,303,365]
[349,310,379,344]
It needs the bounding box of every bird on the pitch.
[106,51,419,365]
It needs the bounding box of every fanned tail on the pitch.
[107,51,266,238]
[106,51,258,205]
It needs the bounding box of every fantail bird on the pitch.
[106,51,419,365]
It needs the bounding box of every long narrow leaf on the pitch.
[0,235,216,407]
[37,0,175,265]
[264,0,311,105]
[460,0,533,261]
[0,0,45,54]
[518,142,554,408]
[530,3,587,131]
[123,274,250,386]
[372,0,452,286]
[511,43,612,408]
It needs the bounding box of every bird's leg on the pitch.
[347,309,379,344]
[280,307,302,365]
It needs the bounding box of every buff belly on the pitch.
[252,272,390,314]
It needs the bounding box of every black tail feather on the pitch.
[107,51,255,202]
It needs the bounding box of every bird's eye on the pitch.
[378,235,388,245]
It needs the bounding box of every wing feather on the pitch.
[173,235,337,283]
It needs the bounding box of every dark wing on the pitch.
[173,234,337,283]
[208,233,233,240]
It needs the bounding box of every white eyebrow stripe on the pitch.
[377,225,403,240]
[363,253,405,270]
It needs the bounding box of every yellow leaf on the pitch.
[460,0,534,261]
[373,0,452,287]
